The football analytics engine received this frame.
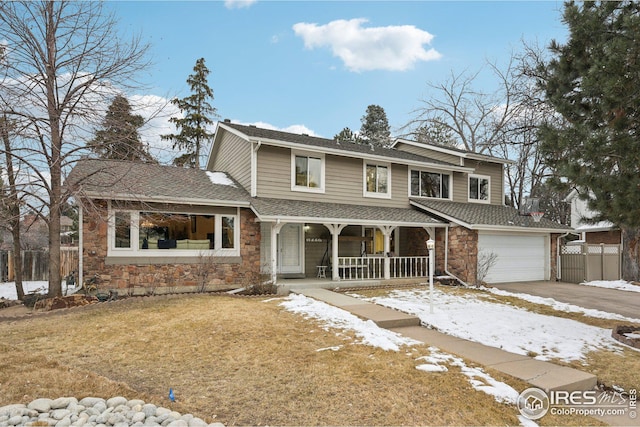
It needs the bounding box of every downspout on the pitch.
[443,226,470,287]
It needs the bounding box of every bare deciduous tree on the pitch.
[406,58,522,154]
[0,1,150,297]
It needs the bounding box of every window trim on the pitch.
[363,161,392,199]
[107,204,240,257]
[468,174,491,204]
[291,150,325,193]
[408,169,452,200]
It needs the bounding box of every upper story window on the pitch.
[364,162,391,198]
[469,175,490,203]
[291,151,325,193]
[410,170,450,199]
[108,207,239,256]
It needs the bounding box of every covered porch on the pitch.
[251,198,446,284]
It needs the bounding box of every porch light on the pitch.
[426,239,435,251]
[426,239,435,314]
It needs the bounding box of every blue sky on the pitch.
[109,1,567,152]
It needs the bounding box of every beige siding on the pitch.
[451,171,467,203]
[465,160,504,205]
[210,133,252,190]
[256,145,410,207]
[394,141,461,165]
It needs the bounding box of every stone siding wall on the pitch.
[82,201,261,293]
[445,226,478,285]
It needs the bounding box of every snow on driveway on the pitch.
[486,286,640,324]
[580,280,640,293]
[352,287,623,363]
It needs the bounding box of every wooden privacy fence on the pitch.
[560,243,621,283]
[0,247,79,282]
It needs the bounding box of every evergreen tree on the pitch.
[89,95,155,163]
[360,105,391,147]
[162,58,218,168]
[538,1,640,280]
[414,122,458,147]
[333,127,363,144]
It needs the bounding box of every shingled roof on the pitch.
[410,199,571,231]
[220,122,464,169]
[67,159,251,205]
[251,197,445,226]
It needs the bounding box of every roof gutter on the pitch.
[80,192,252,208]
[249,137,474,173]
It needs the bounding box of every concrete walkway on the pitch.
[490,281,640,319]
[292,287,596,393]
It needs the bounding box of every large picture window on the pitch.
[410,170,450,199]
[469,175,490,203]
[109,208,238,256]
[364,163,390,198]
[114,212,131,249]
[292,152,324,193]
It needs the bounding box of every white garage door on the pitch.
[478,233,546,283]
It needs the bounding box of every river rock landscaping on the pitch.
[0,396,223,427]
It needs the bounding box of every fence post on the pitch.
[582,243,588,282]
[600,243,605,281]
[8,251,14,281]
[618,243,623,280]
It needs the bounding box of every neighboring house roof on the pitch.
[66,159,251,206]
[564,187,616,232]
[213,122,473,172]
[60,216,73,227]
[391,138,514,165]
[410,199,571,232]
[251,197,446,227]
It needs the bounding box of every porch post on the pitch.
[270,221,285,285]
[323,223,347,281]
[379,226,397,280]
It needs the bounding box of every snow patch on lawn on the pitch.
[486,287,640,323]
[416,347,519,405]
[355,288,622,362]
[580,280,640,293]
[0,281,49,300]
[280,293,420,351]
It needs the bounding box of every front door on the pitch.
[279,223,304,274]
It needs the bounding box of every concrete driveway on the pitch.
[489,281,640,319]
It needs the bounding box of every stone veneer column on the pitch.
[446,226,479,285]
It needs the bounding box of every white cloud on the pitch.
[293,18,442,72]
[129,94,183,164]
[224,0,257,9]
[230,119,320,137]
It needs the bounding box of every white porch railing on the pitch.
[337,256,429,280]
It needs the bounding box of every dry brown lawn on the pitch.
[0,293,602,426]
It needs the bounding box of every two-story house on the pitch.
[564,188,622,245]
[68,121,569,294]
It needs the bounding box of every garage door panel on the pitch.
[478,234,545,283]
